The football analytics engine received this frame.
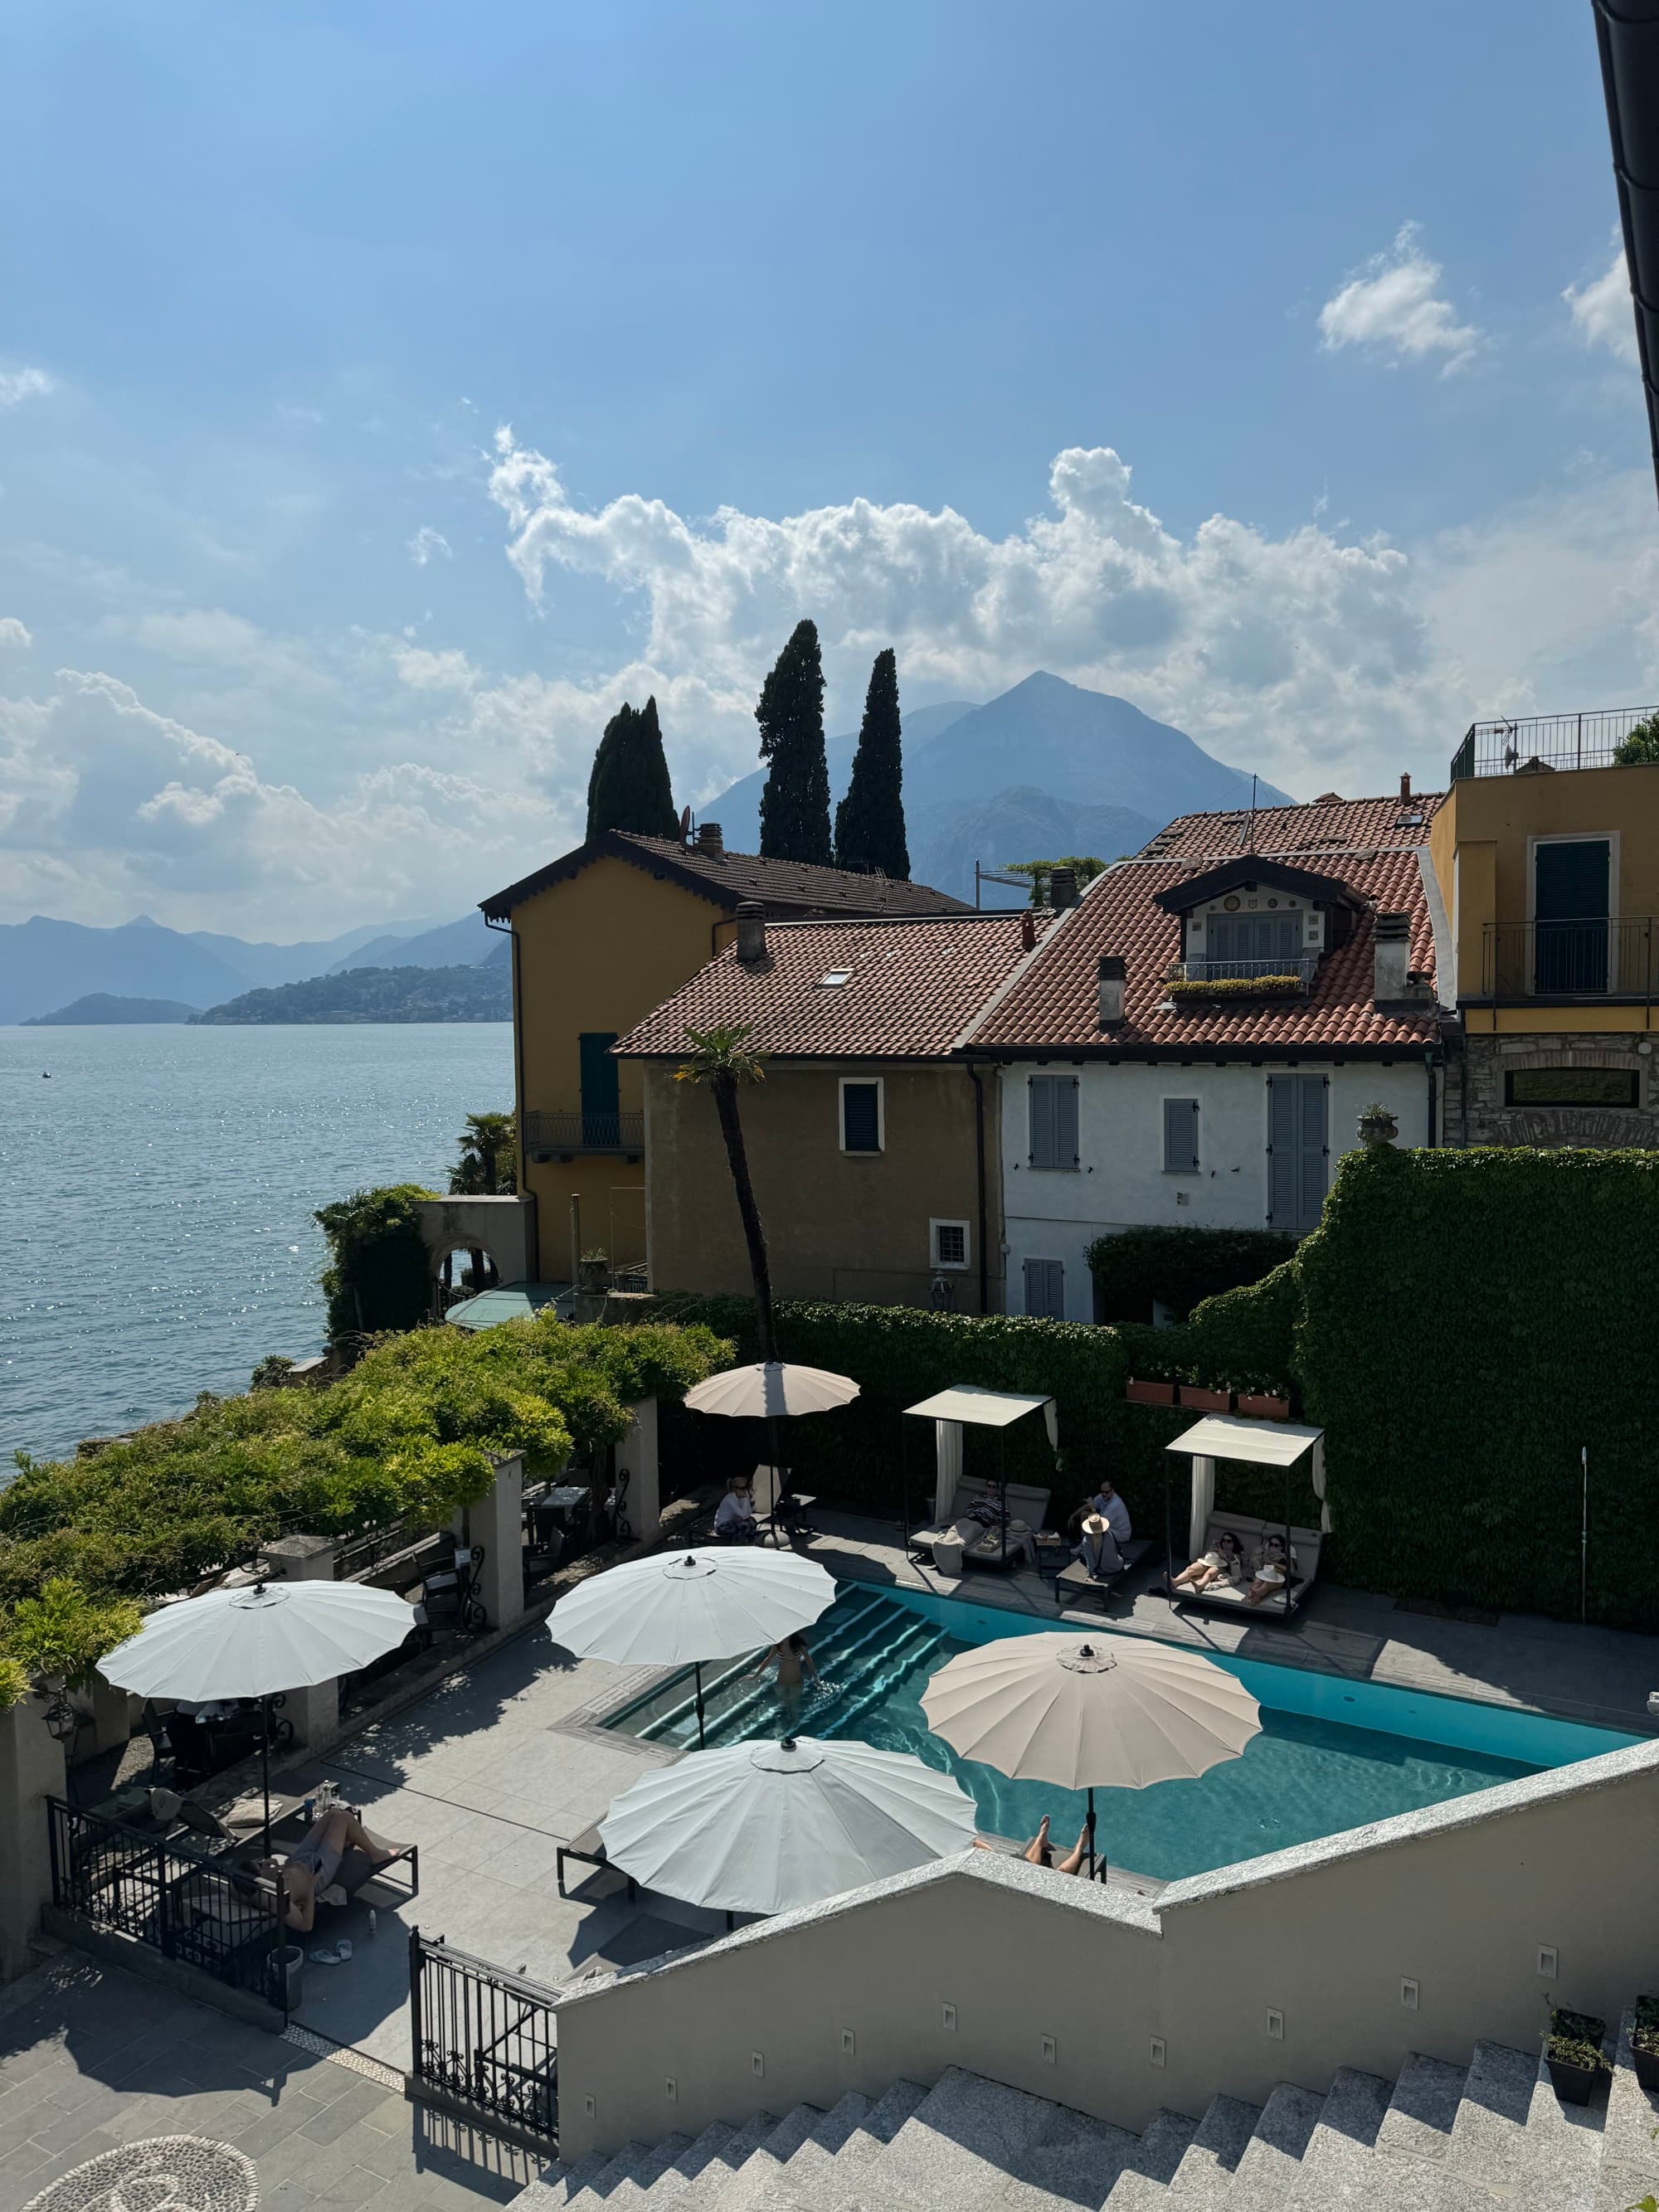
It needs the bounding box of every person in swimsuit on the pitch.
[259,1806,401,1932]
[1170,1529,1245,1593]
[1245,1533,1296,1607]
[747,1633,820,1720]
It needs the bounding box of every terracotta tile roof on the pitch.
[481,830,971,921]
[1135,789,1443,862]
[615,912,1051,1061]
[971,843,1443,1055]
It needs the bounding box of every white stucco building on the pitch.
[969,790,1451,1319]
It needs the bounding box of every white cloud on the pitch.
[1317,224,1481,373]
[0,617,31,648]
[0,366,53,409]
[408,525,453,566]
[1564,233,1638,363]
[393,644,476,691]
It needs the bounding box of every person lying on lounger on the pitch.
[256,1806,403,1932]
[1170,1529,1245,1594]
[1245,1533,1297,1607]
[975,1814,1091,1875]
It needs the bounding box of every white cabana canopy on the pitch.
[1166,1413,1326,1560]
[903,1385,1058,1524]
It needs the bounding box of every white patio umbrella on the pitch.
[598,1733,976,1915]
[922,1631,1261,1875]
[100,1578,416,1843]
[548,1548,836,1744]
[682,1363,859,1420]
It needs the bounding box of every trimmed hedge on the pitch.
[1117,1262,1298,1398]
[1087,1227,1294,1324]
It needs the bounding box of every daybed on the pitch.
[908,1475,1053,1578]
[1163,1509,1322,1618]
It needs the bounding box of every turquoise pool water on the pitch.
[601,1582,1638,1883]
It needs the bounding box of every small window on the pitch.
[931,1219,970,1270]
[839,1077,883,1153]
[1028,1074,1079,1169]
[1505,1067,1639,1107]
[1163,1097,1199,1172]
[820,970,852,988]
[1023,1257,1065,1319]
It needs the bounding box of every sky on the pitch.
[2,0,1656,939]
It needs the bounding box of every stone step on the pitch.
[849,2067,1061,2211]
[662,2124,741,2205]
[1167,2094,1260,2209]
[673,2112,781,2212]
[822,2078,928,2207]
[1287,2067,1391,2209]
[1374,2055,1468,2168]
[986,2104,1143,2211]
[747,2091,874,2212]
[1102,2109,1198,2209]
[1225,2083,1322,2212]
[1596,2010,1659,2212]
[517,2148,611,2207]
[1449,2038,1605,2212]
[599,2130,694,2208]
[718,2104,825,2212]
[567,2138,650,2209]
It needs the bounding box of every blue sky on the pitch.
[1,0,1653,934]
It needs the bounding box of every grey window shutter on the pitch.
[1023,1257,1063,1317]
[1028,1077,1051,1166]
[1164,1098,1198,1171]
[1267,1076,1297,1225]
[1058,1077,1079,1166]
[1298,1076,1329,1228]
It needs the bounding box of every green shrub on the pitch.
[1613,712,1659,766]
[314,1184,434,1339]
[1087,1227,1295,1324]
[0,1580,142,1688]
[0,1658,30,1709]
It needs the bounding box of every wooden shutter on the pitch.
[1297,1076,1329,1229]
[1024,1257,1063,1318]
[1163,1098,1199,1171]
[1267,1075,1328,1232]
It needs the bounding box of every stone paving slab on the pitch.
[0,1951,533,2210]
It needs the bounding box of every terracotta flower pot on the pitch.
[1124,1379,1176,1407]
[1177,1385,1232,1412]
[1236,1393,1291,1421]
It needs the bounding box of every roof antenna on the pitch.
[1245,774,1258,853]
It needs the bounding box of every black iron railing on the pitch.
[1480,917,1657,1000]
[1449,707,1657,781]
[47,1798,285,2005]
[523,1110,644,1155]
[410,1929,558,2146]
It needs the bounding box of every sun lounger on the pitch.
[1162,1510,1322,1618]
[556,1822,639,1902]
[910,1476,1052,1577]
[1053,1536,1152,1613]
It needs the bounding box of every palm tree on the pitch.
[675,1023,777,1364]
[449,1111,517,1196]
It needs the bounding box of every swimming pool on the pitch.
[601,1582,1639,1882]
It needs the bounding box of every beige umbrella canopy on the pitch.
[683,1363,859,1419]
[921,1631,1261,1873]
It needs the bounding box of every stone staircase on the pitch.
[515,2006,1659,2211]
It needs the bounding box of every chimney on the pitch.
[1050,865,1078,912]
[1399,772,1412,801]
[1373,912,1410,1002]
[1019,911,1037,951]
[697,821,724,854]
[735,899,766,965]
[1097,954,1126,1029]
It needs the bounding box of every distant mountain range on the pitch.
[0,907,504,1026]
[702,671,1291,905]
[192,964,511,1025]
[23,993,200,1025]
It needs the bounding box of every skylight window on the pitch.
[820,970,852,988]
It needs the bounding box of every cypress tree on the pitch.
[757,620,832,863]
[585,697,680,840]
[834,648,909,878]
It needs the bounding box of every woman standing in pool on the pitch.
[747,1632,820,1721]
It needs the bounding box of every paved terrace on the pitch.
[15,1511,1657,2206]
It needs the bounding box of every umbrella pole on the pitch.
[694,1662,706,1748]
[261,1694,272,1852]
[1086,1784,1097,1879]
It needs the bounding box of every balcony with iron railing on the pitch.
[1448,707,1657,782]
[1163,952,1321,1000]
[1479,917,1658,1002]
[523,1108,645,1157]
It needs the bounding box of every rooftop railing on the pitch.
[1449,707,1657,781]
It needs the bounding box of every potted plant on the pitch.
[1544,2005,1611,2105]
[1357,1101,1399,1149]
[1632,1995,1659,2092]
[577,1248,611,1294]
[1124,1378,1176,1406]
[1236,1392,1291,1420]
[1177,1383,1232,1412]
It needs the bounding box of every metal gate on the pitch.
[409,1928,559,2147]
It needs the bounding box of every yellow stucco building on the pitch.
[1432,711,1659,1145]
[479,826,968,1285]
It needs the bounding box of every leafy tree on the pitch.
[834,648,909,878]
[1,1578,141,1688]
[757,620,832,863]
[1613,713,1659,766]
[449,1111,517,1195]
[314,1184,434,1338]
[675,1024,777,1364]
[586,698,680,839]
[1004,855,1109,908]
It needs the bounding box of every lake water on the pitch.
[0,1023,514,1466]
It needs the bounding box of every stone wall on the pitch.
[1444,1032,1659,1148]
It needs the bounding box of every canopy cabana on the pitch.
[1165,1413,1326,1616]
[902,1384,1058,1569]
